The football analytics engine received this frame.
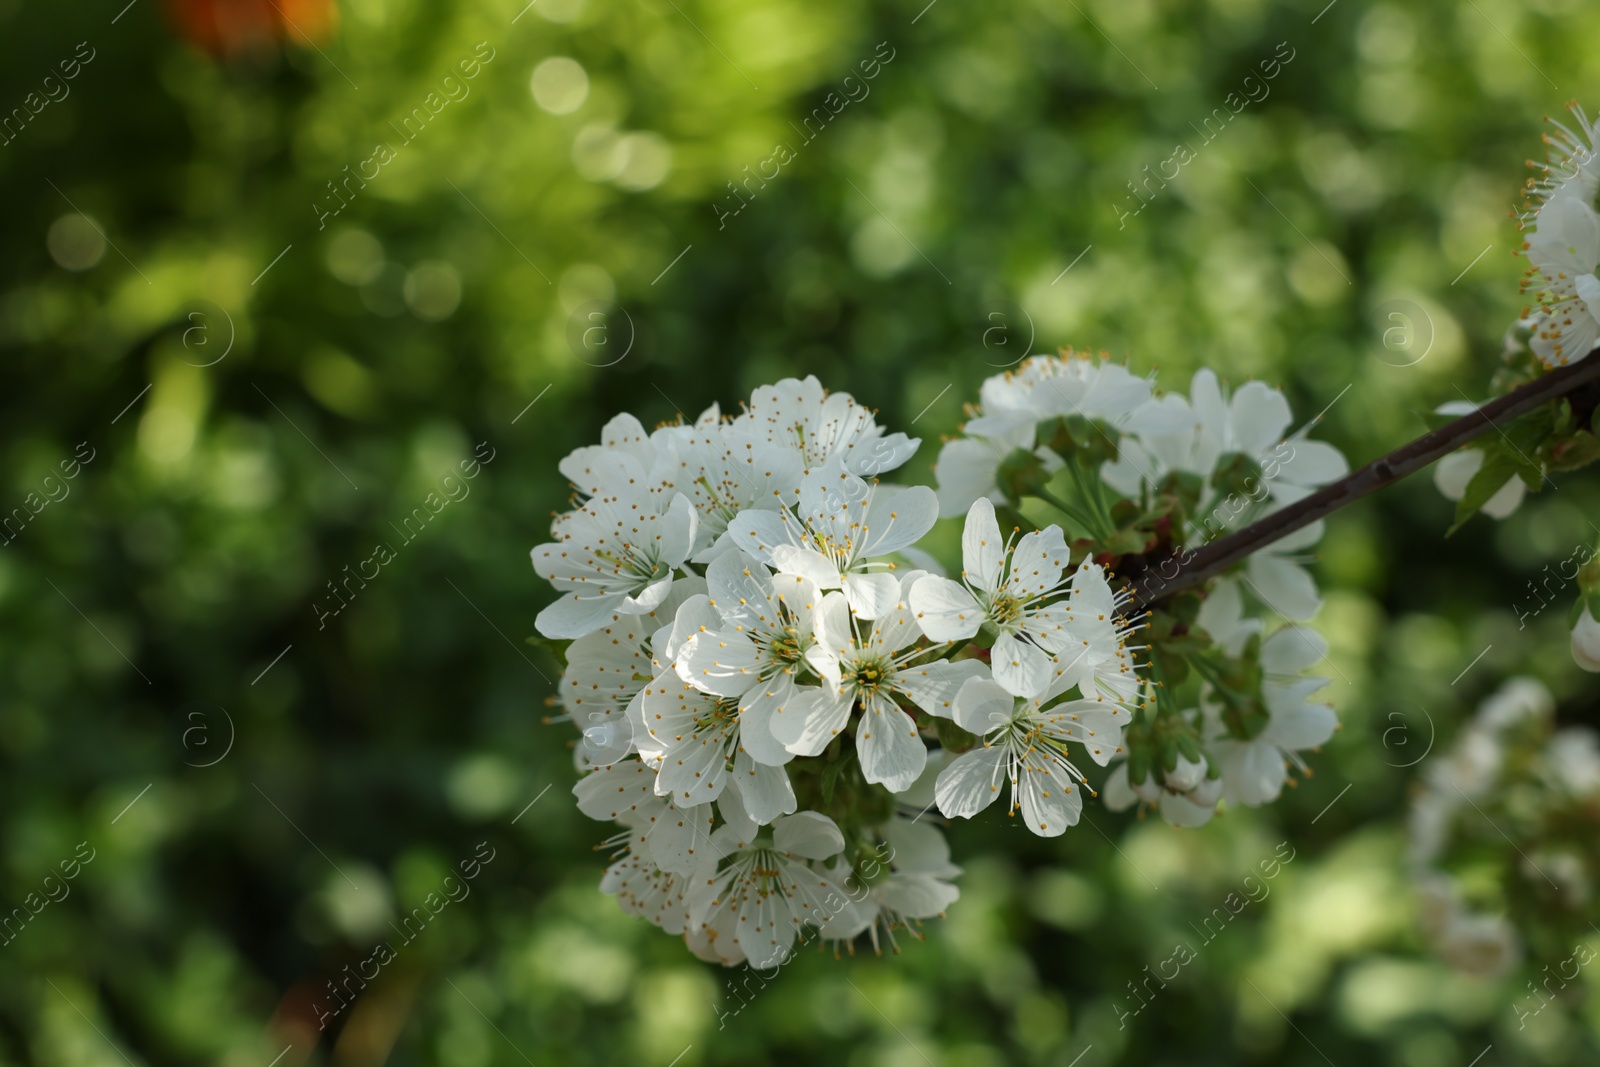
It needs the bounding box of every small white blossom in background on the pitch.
[1407,677,1600,977]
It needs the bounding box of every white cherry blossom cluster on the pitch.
[1408,678,1600,979]
[536,376,1142,966]
[1436,106,1600,675]
[933,352,1346,830]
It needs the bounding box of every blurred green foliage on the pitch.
[1,0,1598,1063]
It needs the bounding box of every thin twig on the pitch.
[1128,348,1600,609]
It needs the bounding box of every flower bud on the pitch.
[1572,605,1600,673]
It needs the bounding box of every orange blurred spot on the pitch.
[165,0,337,55]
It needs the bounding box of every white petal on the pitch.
[535,592,624,639]
[1158,790,1217,827]
[1246,555,1322,621]
[772,810,845,859]
[676,630,760,697]
[1264,699,1338,751]
[947,676,1015,734]
[772,685,853,756]
[1228,382,1293,455]
[768,545,842,589]
[726,508,794,566]
[856,698,928,792]
[908,576,983,641]
[733,751,797,825]
[1432,450,1482,501]
[1260,626,1327,674]
[935,746,1008,819]
[738,675,802,767]
[1101,764,1138,812]
[841,570,902,620]
[1018,759,1083,837]
[1275,439,1348,487]
[1219,739,1285,807]
[899,659,992,721]
[1483,476,1526,520]
[862,485,939,558]
[1005,525,1071,599]
[646,799,717,874]
[881,818,959,877]
[876,873,959,919]
[991,633,1054,698]
[572,759,658,821]
[934,438,1005,519]
[961,498,1006,592]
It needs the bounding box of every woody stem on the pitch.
[1126,347,1600,611]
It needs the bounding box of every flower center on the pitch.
[850,655,894,697]
[990,592,1024,627]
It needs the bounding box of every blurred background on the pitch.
[2,0,1598,1063]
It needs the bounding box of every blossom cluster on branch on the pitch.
[530,106,1600,968]
[533,358,1349,965]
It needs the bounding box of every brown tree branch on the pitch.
[1127,348,1600,611]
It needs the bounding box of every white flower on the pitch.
[674,551,832,752]
[931,351,1148,518]
[1572,604,1600,672]
[734,375,919,477]
[557,578,708,768]
[1195,577,1261,656]
[557,412,678,506]
[1548,726,1600,793]
[599,822,693,935]
[1054,559,1141,704]
[930,417,1060,519]
[1407,791,1454,867]
[773,580,989,791]
[728,457,938,620]
[971,351,1152,429]
[532,490,699,638]
[909,499,1077,696]
[1423,725,1502,800]
[1102,757,1222,828]
[1206,627,1337,807]
[838,818,962,955]
[1525,195,1600,367]
[934,671,1130,836]
[1102,369,1347,506]
[1200,544,1322,633]
[573,758,717,874]
[664,420,805,564]
[1522,103,1600,221]
[686,801,854,968]
[1475,676,1554,730]
[636,602,798,822]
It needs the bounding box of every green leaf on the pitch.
[1447,445,1523,535]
